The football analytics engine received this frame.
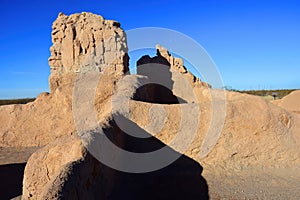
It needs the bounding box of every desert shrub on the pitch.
[237,89,296,99]
[0,98,36,106]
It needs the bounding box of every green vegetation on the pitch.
[0,98,36,106]
[235,89,297,99]
[0,89,297,106]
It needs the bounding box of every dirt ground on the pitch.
[0,147,39,200]
[0,147,40,165]
[1,147,299,199]
[204,167,300,199]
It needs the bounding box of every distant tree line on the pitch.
[0,88,297,106]
[0,98,36,106]
[238,89,296,99]
[222,87,296,99]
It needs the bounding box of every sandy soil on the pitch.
[0,147,40,165]
[273,90,300,114]
[0,147,40,200]
[205,167,300,199]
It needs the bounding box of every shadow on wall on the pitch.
[108,116,209,200]
[56,116,209,200]
[0,163,26,200]
[133,52,187,104]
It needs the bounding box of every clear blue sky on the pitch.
[0,0,299,99]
